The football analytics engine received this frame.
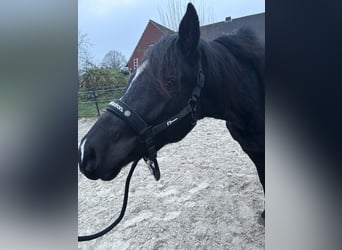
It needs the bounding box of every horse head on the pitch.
[79,3,204,181]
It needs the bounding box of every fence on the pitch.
[78,87,126,117]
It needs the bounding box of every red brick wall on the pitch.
[127,21,164,71]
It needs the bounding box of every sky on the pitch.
[78,0,265,65]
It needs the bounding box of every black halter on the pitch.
[78,67,205,242]
[106,67,205,181]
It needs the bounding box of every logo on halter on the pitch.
[110,101,124,113]
[166,118,178,126]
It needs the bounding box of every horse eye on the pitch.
[166,78,176,88]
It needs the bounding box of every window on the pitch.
[133,58,139,70]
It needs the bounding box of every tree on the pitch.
[78,32,95,74]
[158,0,214,31]
[79,67,128,90]
[101,50,127,71]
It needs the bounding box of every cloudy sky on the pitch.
[79,0,265,64]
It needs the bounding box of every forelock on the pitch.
[144,35,179,80]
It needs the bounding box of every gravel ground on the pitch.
[78,117,264,250]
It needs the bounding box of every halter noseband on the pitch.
[106,67,205,181]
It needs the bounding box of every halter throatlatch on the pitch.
[106,67,205,181]
[78,67,205,242]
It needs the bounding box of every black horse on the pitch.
[79,3,264,217]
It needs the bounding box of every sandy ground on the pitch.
[78,117,264,250]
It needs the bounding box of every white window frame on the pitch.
[133,58,139,70]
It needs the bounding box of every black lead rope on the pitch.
[78,159,139,242]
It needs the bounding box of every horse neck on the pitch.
[198,39,264,122]
[197,41,235,121]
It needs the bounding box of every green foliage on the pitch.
[79,67,128,90]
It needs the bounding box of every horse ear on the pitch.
[177,3,200,56]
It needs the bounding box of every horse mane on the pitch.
[198,27,264,87]
[213,28,264,85]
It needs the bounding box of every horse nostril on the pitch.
[83,148,96,165]
[83,147,96,169]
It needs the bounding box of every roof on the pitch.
[200,12,265,44]
[149,13,264,43]
[149,20,175,35]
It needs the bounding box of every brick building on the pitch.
[127,20,174,72]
